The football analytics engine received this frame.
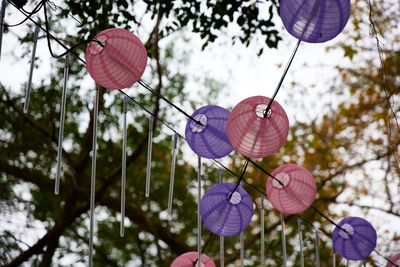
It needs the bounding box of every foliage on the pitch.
[0,0,399,266]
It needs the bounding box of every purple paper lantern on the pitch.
[185,105,234,159]
[332,217,377,261]
[200,183,253,236]
[280,0,351,43]
[386,253,400,267]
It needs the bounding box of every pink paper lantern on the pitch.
[387,253,400,267]
[171,252,216,267]
[226,96,289,158]
[86,28,147,90]
[266,164,316,214]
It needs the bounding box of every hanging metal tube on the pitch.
[315,230,320,267]
[197,156,202,267]
[55,53,70,194]
[0,0,6,61]
[298,217,304,267]
[167,133,178,216]
[145,116,154,197]
[24,25,40,113]
[260,196,265,267]
[219,168,224,267]
[281,212,287,267]
[120,96,128,237]
[89,87,100,267]
[240,231,244,267]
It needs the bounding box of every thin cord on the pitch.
[193,233,214,265]
[228,158,249,199]
[0,0,44,27]
[247,158,284,187]
[263,39,301,117]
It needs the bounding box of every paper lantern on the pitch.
[386,253,400,267]
[86,28,147,90]
[266,164,316,214]
[171,252,216,267]
[226,95,289,158]
[332,217,377,261]
[280,0,351,43]
[185,105,234,159]
[200,183,253,236]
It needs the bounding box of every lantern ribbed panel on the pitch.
[266,164,316,214]
[86,28,147,90]
[185,105,234,159]
[280,0,351,43]
[200,183,253,236]
[171,252,216,267]
[332,217,377,261]
[386,253,400,267]
[226,96,289,158]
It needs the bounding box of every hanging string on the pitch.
[145,116,154,198]
[263,39,301,117]
[23,25,39,113]
[120,96,128,237]
[193,232,214,266]
[281,212,287,267]
[7,3,400,266]
[55,52,70,194]
[298,217,304,267]
[197,156,202,267]
[219,168,224,267]
[260,196,265,267]
[88,86,100,267]
[315,230,320,267]
[0,0,6,61]
[247,158,284,187]
[167,133,178,216]
[240,230,245,267]
[229,159,249,199]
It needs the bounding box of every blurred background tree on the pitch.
[0,0,399,266]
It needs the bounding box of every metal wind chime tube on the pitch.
[145,116,154,198]
[89,87,100,267]
[240,231,244,267]
[24,25,40,113]
[315,230,320,267]
[167,133,179,216]
[281,212,287,267]
[219,168,224,267]
[332,244,336,267]
[260,196,265,267]
[197,156,202,266]
[55,53,70,194]
[120,96,128,237]
[0,0,6,61]
[298,217,304,267]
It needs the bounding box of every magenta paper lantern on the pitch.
[226,96,289,158]
[266,164,316,214]
[86,28,147,90]
[185,105,234,159]
[332,217,377,261]
[280,0,351,43]
[171,252,216,267]
[200,183,253,236]
[386,253,400,267]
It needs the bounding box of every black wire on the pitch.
[263,39,301,117]
[192,233,214,266]
[247,158,284,187]
[228,158,249,199]
[0,0,44,27]
[138,79,204,126]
